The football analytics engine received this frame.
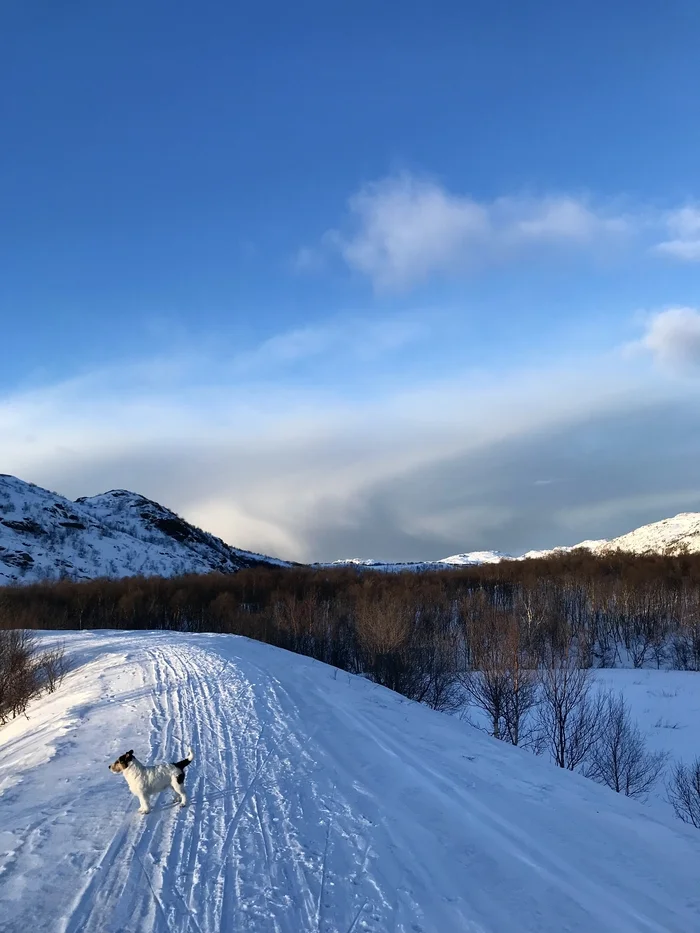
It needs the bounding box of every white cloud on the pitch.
[230,313,426,374]
[667,206,700,239]
[330,173,489,290]
[653,206,700,262]
[654,239,700,261]
[321,173,632,290]
[505,196,629,242]
[636,307,700,369]
[1,322,688,562]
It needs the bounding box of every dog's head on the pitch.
[109,750,135,773]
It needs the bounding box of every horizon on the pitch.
[2,471,697,565]
[2,2,700,563]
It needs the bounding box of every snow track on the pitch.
[1,631,699,933]
[53,640,382,933]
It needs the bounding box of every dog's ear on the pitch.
[128,750,133,756]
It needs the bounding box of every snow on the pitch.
[320,551,511,572]
[0,475,288,585]
[1,633,699,932]
[594,669,700,804]
[463,668,700,821]
[330,512,700,570]
[595,512,700,556]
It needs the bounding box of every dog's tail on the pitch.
[173,748,195,770]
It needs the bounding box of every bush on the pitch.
[0,631,65,725]
[585,693,667,799]
[666,758,700,828]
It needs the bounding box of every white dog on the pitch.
[109,748,194,814]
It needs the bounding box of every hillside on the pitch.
[0,632,698,932]
[0,475,288,585]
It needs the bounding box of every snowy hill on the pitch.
[0,632,698,932]
[595,512,700,556]
[0,476,289,585]
[521,514,700,561]
[332,513,700,570]
[319,550,510,572]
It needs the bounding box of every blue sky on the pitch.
[2,1,700,561]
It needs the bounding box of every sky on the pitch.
[2,1,700,562]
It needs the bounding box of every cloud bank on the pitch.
[3,313,699,563]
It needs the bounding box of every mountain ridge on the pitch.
[2,474,699,584]
[0,475,291,585]
[326,511,700,571]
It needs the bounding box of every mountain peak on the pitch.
[0,475,289,585]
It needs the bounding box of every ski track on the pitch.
[47,639,385,933]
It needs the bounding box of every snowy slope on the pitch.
[0,476,289,585]
[595,512,700,556]
[1,632,699,933]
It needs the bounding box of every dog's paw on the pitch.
[138,808,151,814]
[179,799,188,807]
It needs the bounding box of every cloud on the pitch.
[635,307,700,370]
[319,173,631,290]
[653,206,700,262]
[654,239,700,261]
[231,313,426,375]
[3,316,697,563]
[291,246,325,273]
[667,206,700,239]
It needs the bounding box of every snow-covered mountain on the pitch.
[0,475,289,585]
[330,512,700,570]
[3,471,699,585]
[321,550,509,572]
[521,513,700,561]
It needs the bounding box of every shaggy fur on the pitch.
[109,748,194,814]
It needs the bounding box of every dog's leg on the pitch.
[137,794,151,814]
[171,774,187,807]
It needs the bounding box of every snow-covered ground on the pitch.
[595,669,700,798]
[462,668,700,819]
[1,633,699,933]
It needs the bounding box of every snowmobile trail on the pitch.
[1,631,699,933]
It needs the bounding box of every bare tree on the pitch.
[537,651,606,769]
[666,758,700,828]
[38,645,66,694]
[0,630,39,724]
[585,693,668,798]
[460,598,540,745]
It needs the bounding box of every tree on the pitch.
[537,650,606,769]
[667,758,700,828]
[460,597,540,745]
[585,693,667,798]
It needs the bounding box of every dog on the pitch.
[109,748,194,814]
